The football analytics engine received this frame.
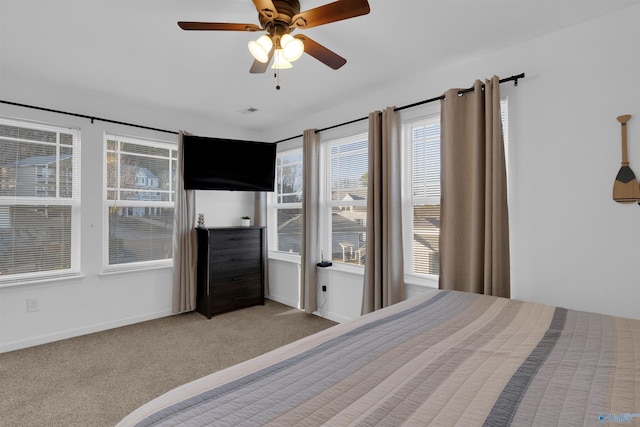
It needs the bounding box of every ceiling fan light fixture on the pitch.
[248,35,273,63]
[271,49,293,69]
[280,34,304,62]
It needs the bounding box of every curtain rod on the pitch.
[1,72,524,141]
[274,72,525,144]
[0,99,179,135]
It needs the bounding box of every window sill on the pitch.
[0,273,86,290]
[100,262,173,277]
[404,273,439,288]
[322,262,364,276]
[266,253,365,276]
[268,251,301,264]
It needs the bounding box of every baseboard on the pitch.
[0,309,173,353]
[313,310,350,324]
[265,294,299,309]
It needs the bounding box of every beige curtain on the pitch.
[254,191,270,295]
[172,131,198,313]
[362,107,404,314]
[439,76,510,298]
[301,129,320,313]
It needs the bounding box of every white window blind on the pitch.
[274,149,303,254]
[0,117,81,285]
[328,136,368,265]
[409,116,441,275]
[104,134,176,270]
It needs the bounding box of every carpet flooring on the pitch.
[0,300,337,427]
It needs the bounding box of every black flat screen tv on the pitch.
[182,135,276,192]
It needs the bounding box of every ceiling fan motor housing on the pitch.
[259,0,301,39]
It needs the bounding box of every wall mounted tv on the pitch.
[182,135,276,192]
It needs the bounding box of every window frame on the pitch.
[402,111,442,280]
[323,132,369,267]
[270,146,303,258]
[0,116,81,286]
[102,133,177,273]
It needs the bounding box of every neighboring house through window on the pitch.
[0,117,81,284]
[104,134,176,270]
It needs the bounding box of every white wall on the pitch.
[0,78,261,353]
[267,257,300,309]
[2,4,639,352]
[316,266,363,323]
[496,5,640,320]
[195,191,255,228]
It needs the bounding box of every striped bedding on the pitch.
[117,289,640,426]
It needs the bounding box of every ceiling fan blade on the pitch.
[291,0,370,29]
[294,35,346,70]
[249,48,274,74]
[178,22,262,32]
[252,0,278,21]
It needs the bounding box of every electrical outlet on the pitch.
[26,298,40,313]
[322,285,327,292]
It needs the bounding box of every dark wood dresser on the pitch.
[195,226,266,319]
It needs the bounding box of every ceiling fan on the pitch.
[177,0,371,74]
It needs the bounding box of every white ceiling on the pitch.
[1,0,638,138]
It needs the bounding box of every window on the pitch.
[407,115,441,275]
[0,117,81,284]
[104,134,176,270]
[268,101,507,279]
[273,149,303,254]
[406,99,508,277]
[327,135,368,265]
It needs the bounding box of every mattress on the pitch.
[117,289,640,426]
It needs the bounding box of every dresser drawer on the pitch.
[209,229,261,252]
[211,275,262,298]
[209,246,261,266]
[210,277,263,315]
[209,257,261,283]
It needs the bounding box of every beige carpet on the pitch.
[0,300,337,427]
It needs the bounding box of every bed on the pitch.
[117,289,640,426]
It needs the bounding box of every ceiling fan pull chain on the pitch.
[274,52,281,90]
